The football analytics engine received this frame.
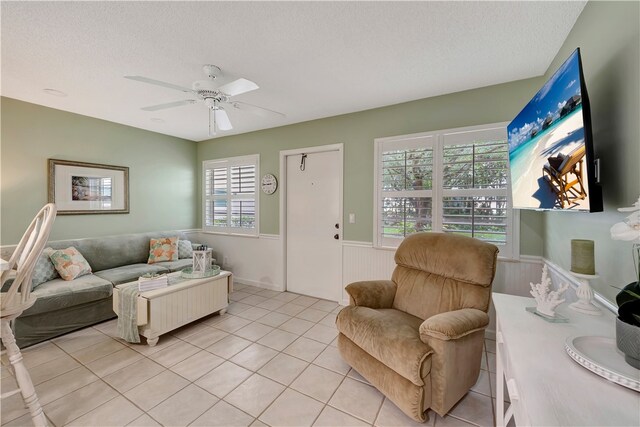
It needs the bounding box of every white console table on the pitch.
[493,293,639,426]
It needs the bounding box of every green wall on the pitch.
[198,78,546,255]
[542,1,640,303]
[0,97,197,244]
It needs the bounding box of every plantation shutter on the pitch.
[203,155,259,235]
[377,136,435,247]
[375,123,514,256]
[442,127,509,246]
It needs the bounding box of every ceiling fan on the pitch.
[125,64,284,136]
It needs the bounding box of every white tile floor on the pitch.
[1,284,499,427]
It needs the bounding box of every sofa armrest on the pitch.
[419,308,489,342]
[345,280,397,309]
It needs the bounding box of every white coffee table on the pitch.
[113,270,232,346]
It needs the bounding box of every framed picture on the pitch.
[48,159,129,215]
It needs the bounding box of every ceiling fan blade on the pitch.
[125,76,193,93]
[214,108,233,130]
[141,100,196,111]
[217,78,259,96]
[226,101,286,118]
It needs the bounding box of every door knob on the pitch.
[334,234,339,240]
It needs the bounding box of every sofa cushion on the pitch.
[178,240,193,259]
[95,264,169,285]
[49,247,92,281]
[31,247,59,289]
[27,231,189,272]
[148,237,179,264]
[24,274,113,317]
[154,258,192,272]
[337,306,433,386]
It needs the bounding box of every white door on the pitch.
[286,149,342,301]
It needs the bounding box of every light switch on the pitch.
[349,213,356,224]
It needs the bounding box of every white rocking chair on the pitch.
[1,203,57,427]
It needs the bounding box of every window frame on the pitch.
[373,122,519,259]
[203,154,260,236]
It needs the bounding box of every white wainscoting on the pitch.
[195,232,284,291]
[341,241,545,337]
[192,233,618,335]
[342,242,543,303]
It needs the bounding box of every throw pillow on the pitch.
[177,240,193,259]
[49,247,92,281]
[148,237,178,264]
[31,247,59,289]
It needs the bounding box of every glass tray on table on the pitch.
[180,265,221,279]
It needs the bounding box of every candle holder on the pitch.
[569,272,602,315]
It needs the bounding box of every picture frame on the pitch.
[48,159,129,215]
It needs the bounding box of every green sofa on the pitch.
[3,231,194,348]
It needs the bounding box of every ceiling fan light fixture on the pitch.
[214,108,233,131]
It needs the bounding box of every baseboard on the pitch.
[233,277,284,292]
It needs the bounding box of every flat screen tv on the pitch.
[508,48,602,212]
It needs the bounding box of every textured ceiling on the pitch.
[1,1,586,142]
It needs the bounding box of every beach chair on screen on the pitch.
[542,145,587,208]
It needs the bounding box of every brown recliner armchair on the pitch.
[336,232,498,422]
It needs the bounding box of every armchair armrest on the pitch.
[345,280,397,309]
[419,308,489,342]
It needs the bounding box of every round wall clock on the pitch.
[261,173,278,195]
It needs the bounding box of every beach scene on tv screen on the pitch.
[508,50,590,210]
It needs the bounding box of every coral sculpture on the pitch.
[530,265,569,317]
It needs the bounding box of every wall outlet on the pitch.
[223,256,229,267]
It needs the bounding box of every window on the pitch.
[203,154,259,235]
[375,123,517,258]
[378,135,435,246]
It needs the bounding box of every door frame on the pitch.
[279,143,344,297]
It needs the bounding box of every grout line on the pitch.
[6,288,485,427]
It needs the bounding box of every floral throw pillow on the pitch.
[49,247,92,281]
[148,237,178,264]
[177,240,193,259]
[31,247,59,289]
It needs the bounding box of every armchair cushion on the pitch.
[419,308,489,341]
[337,306,433,385]
[345,280,396,309]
